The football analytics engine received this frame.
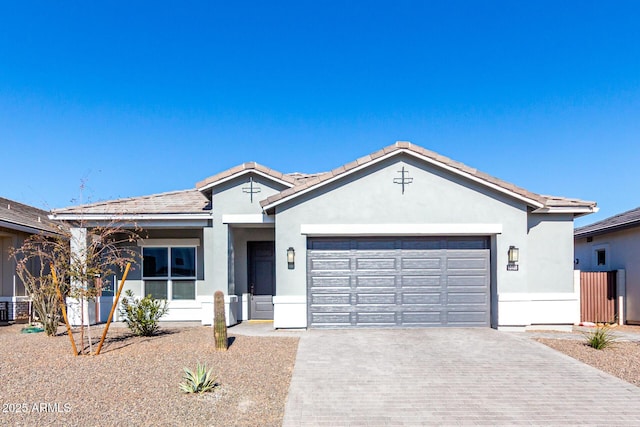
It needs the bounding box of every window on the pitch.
[592,244,610,271]
[142,247,196,300]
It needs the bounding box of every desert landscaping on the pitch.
[0,324,298,427]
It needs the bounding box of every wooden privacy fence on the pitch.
[580,271,617,323]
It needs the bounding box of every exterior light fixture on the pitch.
[507,246,519,271]
[287,247,295,269]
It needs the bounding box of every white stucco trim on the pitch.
[201,295,239,327]
[498,292,580,327]
[273,295,307,328]
[222,214,275,224]
[300,223,503,236]
[262,149,546,211]
[49,213,212,221]
[137,238,201,247]
[532,206,599,215]
[198,169,295,192]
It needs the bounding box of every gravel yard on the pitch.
[536,326,640,387]
[0,323,298,427]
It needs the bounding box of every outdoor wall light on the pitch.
[507,246,519,271]
[287,247,295,269]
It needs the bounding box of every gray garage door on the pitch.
[307,237,490,328]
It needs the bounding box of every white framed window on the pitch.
[142,246,197,300]
[592,244,610,271]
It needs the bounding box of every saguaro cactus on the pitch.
[214,290,228,351]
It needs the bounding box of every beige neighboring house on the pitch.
[0,197,63,322]
[575,206,640,324]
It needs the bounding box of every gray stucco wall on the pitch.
[527,214,576,293]
[1,231,28,297]
[273,154,574,298]
[210,173,288,295]
[575,227,640,323]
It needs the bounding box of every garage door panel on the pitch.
[308,239,352,250]
[447,275,488,286]
[401,311,442,324]
[355,276,396,287]
[309,258,351,271]
[402,293,441,304]
[311,312,351,325]
[446,311,488,325]
[309,276,351,288]
[356,312,396,324]
[447,293,488,304]
[400,240,443,250]
[446,257,487,270]
[308,237,490,328]
[401,257,442,269]
[447,239,489,250]
[400,275,442,287]
[310,293,351,305]
[356,293,396,305]
[354,240,396,250]
[356,258,395,270]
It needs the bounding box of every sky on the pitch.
[1,1,639,227]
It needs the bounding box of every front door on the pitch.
[248,241,275,320]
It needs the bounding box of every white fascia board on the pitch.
[532,206,599,215]
[300,223,503,236]
[198,169,294,193]
[0,220,60,236]
[222,214,275,224]
[49,213,212,221]
[263,149,545,211]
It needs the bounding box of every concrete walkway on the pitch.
[283,328,640,426]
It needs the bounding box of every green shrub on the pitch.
[119,290,168,336]
[179,362,218,394]
[584,325,617,350]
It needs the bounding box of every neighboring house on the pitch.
[575,207,640,324]
[0,197,63,322]
[50,142,597,329]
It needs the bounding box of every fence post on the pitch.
[574,270,581,324]
[617,269,626,325]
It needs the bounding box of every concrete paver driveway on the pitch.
[283,328,640,426]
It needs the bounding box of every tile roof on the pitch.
[574,206,640,238]
[52,189,211,215]
[196,162,298,191]
[0,197,64,234]
[260,142,597,211]
[49,141,596,219]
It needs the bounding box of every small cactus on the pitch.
[214,290,228,351]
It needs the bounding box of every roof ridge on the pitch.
[196,161,297,191]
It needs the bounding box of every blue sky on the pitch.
[1,1,639,226]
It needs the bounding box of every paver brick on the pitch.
[283,328,640,426]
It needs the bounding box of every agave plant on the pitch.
[179,362,218,394]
